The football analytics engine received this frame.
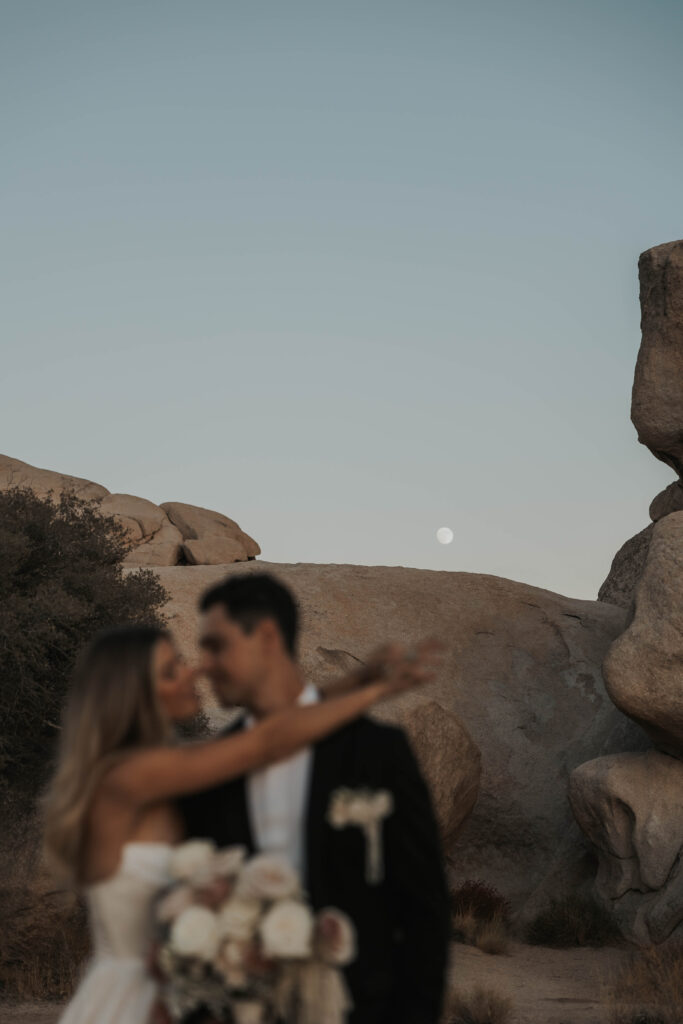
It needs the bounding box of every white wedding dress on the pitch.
[58,841,173,1024]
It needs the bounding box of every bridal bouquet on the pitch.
[153,841,356,1024]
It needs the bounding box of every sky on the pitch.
[2,0,681,600]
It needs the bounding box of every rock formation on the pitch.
[150,560,644,910]
[573,241,683,944]
[603,511,683,758]
[599,240,683,606]
[632,241,683,477]
[0,454,260,567]
[569,751,683,944]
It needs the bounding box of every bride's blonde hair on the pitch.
[42,625,171,882]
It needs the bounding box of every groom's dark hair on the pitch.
[199,572,299,656]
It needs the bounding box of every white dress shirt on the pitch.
[245,682,319,877]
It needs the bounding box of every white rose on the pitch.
[347,795,374,825]
[169,840,217,883]
[314,907,357,966]
[214,939,249,989]
[217,899,262,942]
[156,883,195,924]
[213,845,248,878]
[170,905,220,961]
[236,854,301,902]
[328,789,352,828]
[259,899,314,959]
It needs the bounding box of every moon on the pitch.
[436,526,454,545]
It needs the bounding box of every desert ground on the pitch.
[0,940,630,1024]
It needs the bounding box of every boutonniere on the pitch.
[327,787,394,885]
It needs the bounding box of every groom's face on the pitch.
[199,603,271,707]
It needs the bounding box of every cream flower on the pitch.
[259,899,314,959]
[156,883,194,924]
[217,899,262,942]
[169,840,217,883]
[314,908,357,966]
[235,853,301,902]
[169,905,220,961]
[213,845,248,878]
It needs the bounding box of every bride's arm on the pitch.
[100,664,432,808]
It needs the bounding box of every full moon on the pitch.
[436,526,454,545]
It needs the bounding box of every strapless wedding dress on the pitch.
[58,841,173,1024]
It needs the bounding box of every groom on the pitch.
[180,572,450,1024]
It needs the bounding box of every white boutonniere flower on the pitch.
[327,787,394,884]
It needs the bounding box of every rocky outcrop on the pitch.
[151,560,645,909]
[161,501,260,564]
[603,512,683,758]
[99,494,184,567]
[570,751,683,944]
[598,524,654,609]
[649,481,683,521]
[632,241,683,477]
[0,454,108,502]
[0,455,260,568]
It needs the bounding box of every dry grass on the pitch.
[606,939,683,1024]
[443,986,513,1024]
[0,884,90,1001]
[450,881,511,956]
[452,909,510,956]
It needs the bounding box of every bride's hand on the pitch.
[362,638,444,696]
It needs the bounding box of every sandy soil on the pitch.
[449,940,628,1024]
[0,941,630,1024]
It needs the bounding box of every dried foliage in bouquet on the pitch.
[153,841,356,1024]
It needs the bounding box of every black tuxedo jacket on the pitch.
[179,716,450,1024]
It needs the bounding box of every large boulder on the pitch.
[598,524,654,609]
[603,511,683,757]
[0,453,108,502]
[570,751,683,944]
[381,700,481,845]
[151,561,646,908]
[632,241,683,477]
[161,501,260,561]
[649,481,683,522]
[98,494,183,567]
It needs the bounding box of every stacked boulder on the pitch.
[571,241,683,945]
[0,454,260,567]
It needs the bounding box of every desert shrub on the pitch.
[450,881,511,955]
[526,894,621,948]
[0,884,90,1000]
[450,881,511,925]
[444,986,513,1024]
[607,940,683,1024]
[0,486,169,801]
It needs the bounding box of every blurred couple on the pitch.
[44,572,450,1024]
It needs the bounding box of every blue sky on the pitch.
[2,1,680,598]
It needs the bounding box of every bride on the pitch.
[42,624,436,1024]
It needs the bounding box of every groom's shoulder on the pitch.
[325,713,409,752]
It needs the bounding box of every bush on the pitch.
[450,881,511,926]
[450,882,511,956]
[526,894,621,948]
[607,940,683,1024]
[0,486,169,800]
[444,987,513,1024]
